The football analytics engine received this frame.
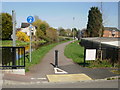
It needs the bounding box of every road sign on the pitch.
[27,16,34,23]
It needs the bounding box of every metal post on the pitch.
[55,50,58,67]
[29,24,32,62]
[12,10,16,46]
[84,48,86,67]
[12,48,16,69]
[73,17,75,42]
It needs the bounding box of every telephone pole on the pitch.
[99,2,103,61]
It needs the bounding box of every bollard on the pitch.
[55,50,58,67]
[84,48,86,67]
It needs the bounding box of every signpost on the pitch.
[27,16,34,62]
[84,48,96,67]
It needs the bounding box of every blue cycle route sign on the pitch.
[27,16,34,23]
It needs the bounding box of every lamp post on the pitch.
[12,10,16,46]
[73,17,75,42]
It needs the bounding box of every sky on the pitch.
[2,2,118,30]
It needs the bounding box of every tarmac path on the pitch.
[3,41,119,83]
[3,41,73,83]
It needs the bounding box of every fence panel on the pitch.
[0,47,25,69]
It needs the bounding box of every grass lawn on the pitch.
[25,40,71,72]
[64,41,84,63]
[1,40,46,46]
[1,40,29,46]
[64,41,115,68]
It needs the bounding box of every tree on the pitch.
[65,29,72,37]
[81,28,88,38]
[32,19,42,30]
[72,28,78,38]
[1,13,13,40]
[35,29,44,39]
[46,27,58,42]
[33,19,49,35]
[58,27,66,36]
[39,23,47,35]
[86,7,104,37]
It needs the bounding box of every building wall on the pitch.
[103,30,120,37]
[20,26,36,36]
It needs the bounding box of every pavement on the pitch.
[2,41,119,84]
[2,79,119,88]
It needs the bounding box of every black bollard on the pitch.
[55,50,58,67]
[84,48,86,67]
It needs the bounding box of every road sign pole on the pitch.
[27,16,34,63]
[30,24,32,62]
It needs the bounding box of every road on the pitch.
[2,79,119,88]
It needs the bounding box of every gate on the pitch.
[0,47,25,69]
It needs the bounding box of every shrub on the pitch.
[16,31,30,42]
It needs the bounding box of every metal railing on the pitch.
[0,47,25,69]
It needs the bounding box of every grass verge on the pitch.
[25,40,71,72]
[64,41,115,68]
[64,41,84,63]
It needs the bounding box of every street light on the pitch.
[73,17,75,42]
[112,30,116,37]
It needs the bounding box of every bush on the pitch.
[16,31,30,42]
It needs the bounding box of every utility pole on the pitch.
[99,2,103,61]
[12,10,16,46]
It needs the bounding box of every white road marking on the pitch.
[54,68,68,74]
[31,78,47,80]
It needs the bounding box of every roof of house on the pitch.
[81,37,120,48]
[104,27,120,32]
[21,23,30,28]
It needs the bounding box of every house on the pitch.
[103,27,120,37]
[18,23,37,36]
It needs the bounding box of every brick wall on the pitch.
[103,30,120,37]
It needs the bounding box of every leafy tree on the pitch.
[1,13,13,40]
[86,7,104,37]
[35,29,44,39]
[72,28,78,38]
[39,23,47,35]
[0,14,2,40]
[16,31,30,42]
[58,27,66,36]
[81,28,88,38]
[65,29,72,37]
[32,19,42,30]
[46,27,58,42]
[33,19,49,35]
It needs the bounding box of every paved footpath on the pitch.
[3,41,119,83]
